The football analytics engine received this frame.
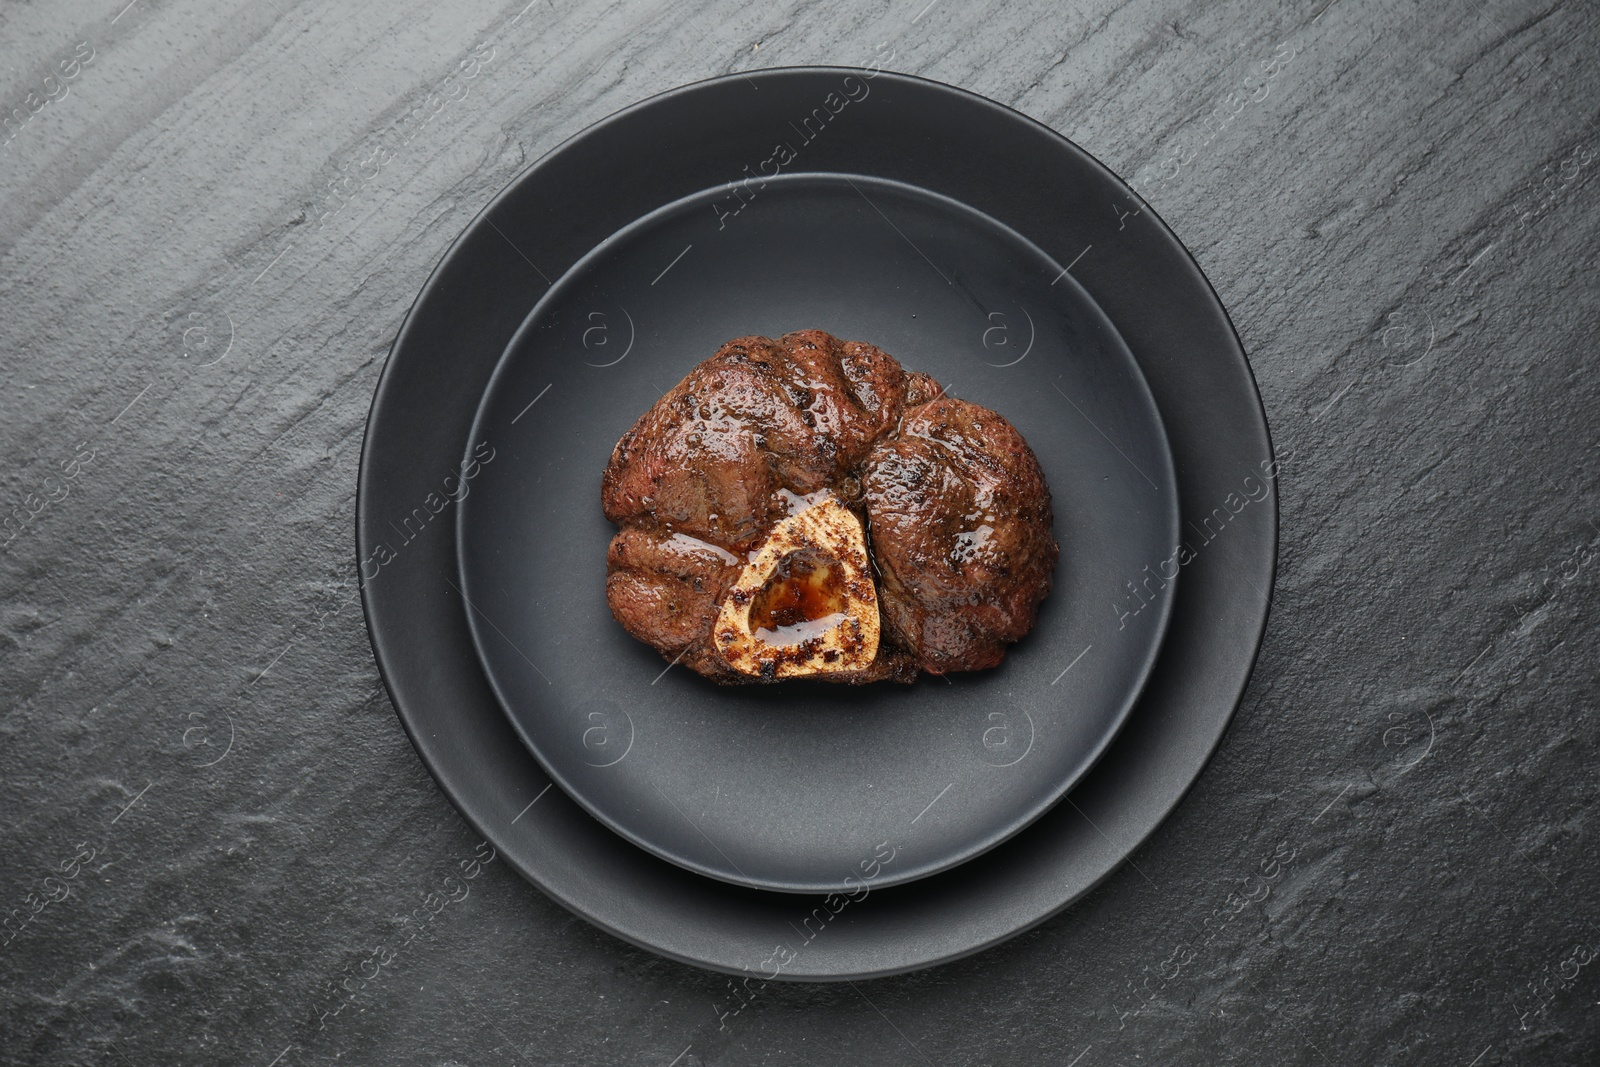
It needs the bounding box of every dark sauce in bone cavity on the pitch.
[750,547,849,647]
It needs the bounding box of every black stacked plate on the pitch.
[358,67,1275,979]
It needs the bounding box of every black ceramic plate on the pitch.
[360,67,1276,977]
[456,172,1178,893]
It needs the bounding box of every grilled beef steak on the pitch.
[601,329,1056,684]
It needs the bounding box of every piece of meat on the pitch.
[861,398,1058,674]
[603,330,928,684]
[602,331,1055,684]
[602,331,917,550]
[605,527,741,657]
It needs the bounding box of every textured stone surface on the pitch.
[1,0,1596,1064]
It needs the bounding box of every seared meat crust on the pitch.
[602,330,915,549]
[602,330,1055,684]
[861,399,1058,674]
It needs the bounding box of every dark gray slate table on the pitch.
[2,1,1596,1064]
